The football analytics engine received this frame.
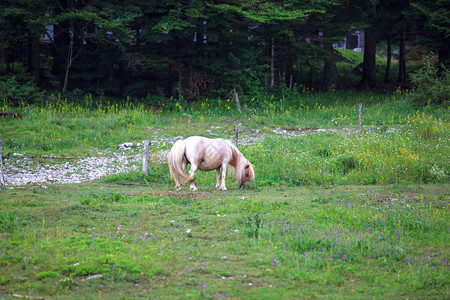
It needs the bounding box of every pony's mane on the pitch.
[220,139,248,184]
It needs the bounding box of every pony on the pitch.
[168,136,255,191]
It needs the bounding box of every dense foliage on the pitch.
[0,0,449,102]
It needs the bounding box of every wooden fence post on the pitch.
[359,103,363,134]
[142,140,151,175]
[0,138,5,190]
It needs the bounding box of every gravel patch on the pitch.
[3,151,142,186]
[2,128,348,187]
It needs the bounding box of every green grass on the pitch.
[0,184,448,298]
[1,91,448,186]
[0,91,449,298]
[335,48,425,85]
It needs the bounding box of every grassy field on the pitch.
[0,91,449,298]
[0,184,448,299]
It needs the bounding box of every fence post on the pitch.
[234,125,239,145]
[359,103,363,134]
[0,138,5,190]
[142,140,151,175]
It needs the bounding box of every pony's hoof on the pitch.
[190,186,198,191]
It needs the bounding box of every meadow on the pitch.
[0,90,449,298]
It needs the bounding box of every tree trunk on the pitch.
[384,34,392,82]
[52,1,70,89]
[270,38,275,89]
[324,42,337,89]
[53,23,67,88]
[310,65,316,88]
[233,88,241,113]
[30,37,40,84]
[62,26,74,93]
[298,63,303,85]
[398,30,406,86]
[438,47,449,69]
[360,3,377,89]
[0,138,5,190]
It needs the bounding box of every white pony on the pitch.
[168,136,255,191]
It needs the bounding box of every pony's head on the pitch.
[238,161,255,188]
[226,140,255,188]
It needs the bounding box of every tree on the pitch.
[43,0,138,92]
[410,1,450,68]
[360,0,377,89]
[213,0,323,92]
[1,0,447,100]
[377,0,410,83]
[305,0,361,89]
[0,0,51,84]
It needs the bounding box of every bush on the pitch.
[0,74,45,104]
[409,59,449,106]
[35,271,59,280]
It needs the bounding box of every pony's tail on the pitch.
[168,140,194,184]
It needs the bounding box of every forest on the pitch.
[0,0,449,103]
[1,2,449,299]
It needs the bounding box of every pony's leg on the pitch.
[215,169,221,189]
[219,164,227,191]
[174,179,181,191]
[188,164,198,191]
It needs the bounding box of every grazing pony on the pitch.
[168,136,255,191]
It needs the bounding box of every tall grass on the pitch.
[242,109,448,186]
[1,91,448,186]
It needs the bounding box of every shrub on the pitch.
[409,59,449,106]
[35,271,59,280]
[0,74,45,104]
